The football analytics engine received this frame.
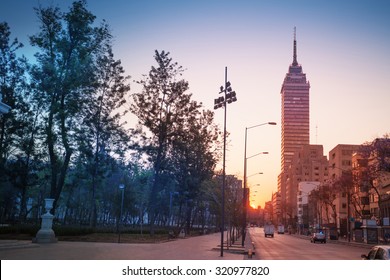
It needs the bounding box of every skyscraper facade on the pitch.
[280,30,310,173]
[277,29,310,225]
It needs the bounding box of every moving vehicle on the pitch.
[264,224,275,238]
[310,231,326,243]
[277,225,285,234]
[361,245,390,260]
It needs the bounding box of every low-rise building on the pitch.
[284,144,329,229]
[328,144,360,236]
[297,181,320,233]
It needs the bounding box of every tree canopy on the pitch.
[0,1,225,235]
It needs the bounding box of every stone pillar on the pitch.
[33,198,57,243]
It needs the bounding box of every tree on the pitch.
[358,135,390,223]
[308,189,318,227]
[332,170,354,235]
[29,0,112,213]
[170,109,220,231]
[130,50,222,233]
[130,50,192,232]
[77,37,132,228]
[0,22,38,222]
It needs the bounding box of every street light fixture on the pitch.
[249,185,260,199]
[118,184,125,243]
[247,152,269,160]
[242,122,276,246]
[214,67,238,257]
[248,172,264,178]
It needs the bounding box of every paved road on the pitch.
[0,232,253,260]
[249,227,372,260]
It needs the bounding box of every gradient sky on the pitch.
[1,0,389,208]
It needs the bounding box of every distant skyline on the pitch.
[1,0,389,208]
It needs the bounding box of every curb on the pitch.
[291,234,374,249]
[0,240,39,250]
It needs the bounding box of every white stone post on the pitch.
[33,198,57,243]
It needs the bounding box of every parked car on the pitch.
[310,231,326,243]
[361,245,390,260]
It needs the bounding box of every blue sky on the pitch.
[1,0,390,208]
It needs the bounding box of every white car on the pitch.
[361,245,390,260]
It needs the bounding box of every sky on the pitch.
[1,0,389,208]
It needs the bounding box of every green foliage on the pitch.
[0,21,37,223]
[130,50,222,231]
[29,0,114,210]
[1,1,223,234]
[52,226,94,236]
[0,224,40,236]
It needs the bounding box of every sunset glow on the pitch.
[1,0,389,208]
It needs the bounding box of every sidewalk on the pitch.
[291,233,374,249]
[0,232,254,260]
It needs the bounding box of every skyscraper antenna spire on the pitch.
[294,26,296,41]
[292,27,298,66]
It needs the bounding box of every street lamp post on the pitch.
[243,157,266,246]
[118,184,125,243]
[246,177,261,207]
[242,122,276,246]
[213,67,237,257]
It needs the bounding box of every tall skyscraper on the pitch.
[277,29,310,224]
[280,29,310,173]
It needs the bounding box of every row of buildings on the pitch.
[268,142,390,237]
[256,30,390,242]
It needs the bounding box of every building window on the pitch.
[342,150,352,156]
[360,184,369,192]
[342,160,351,166]
[362,210,370,216]
[361,197,369,205]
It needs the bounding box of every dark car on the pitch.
[310,231,326,243]
[361,245,390,260]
